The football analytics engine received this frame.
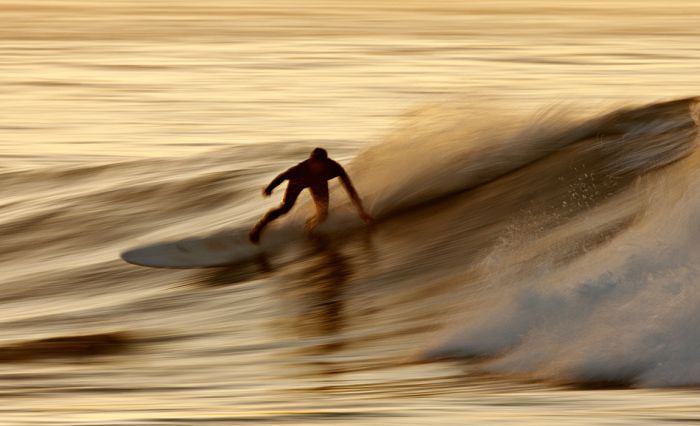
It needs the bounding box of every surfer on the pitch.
[249,148,372,244]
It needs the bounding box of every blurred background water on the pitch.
[2,1,700,425]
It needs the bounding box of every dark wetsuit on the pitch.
[250,157,364,242]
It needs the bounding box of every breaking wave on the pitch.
[3,96,700,391]
[412,97,700,388]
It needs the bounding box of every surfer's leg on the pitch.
[307,184,329,232]
[250,184,303,243]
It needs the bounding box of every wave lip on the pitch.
[344,97,699,219]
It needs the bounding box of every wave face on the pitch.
[406,97,700,388]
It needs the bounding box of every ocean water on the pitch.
[2,1,700,425]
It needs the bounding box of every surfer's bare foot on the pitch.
[249,229,261,244]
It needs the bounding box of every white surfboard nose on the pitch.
[121,229,264,268]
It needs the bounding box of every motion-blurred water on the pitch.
[3,1,700,425]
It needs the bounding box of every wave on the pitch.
[5,95,700,390]
[412,97,700,388]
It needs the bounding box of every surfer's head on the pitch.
[310,147,328,160]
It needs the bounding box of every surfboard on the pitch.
[120,205,367,269]
[120,229,266,268]
[120,224,311,268]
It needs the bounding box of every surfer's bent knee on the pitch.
[276,203,293,215]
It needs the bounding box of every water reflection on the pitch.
[292,233,352,354]
[261,230,379,380]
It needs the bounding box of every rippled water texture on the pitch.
[3,1,700,425]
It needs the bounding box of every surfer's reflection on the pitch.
[198,228,374,376]
[292,233,351,354]
[278,230,377,378]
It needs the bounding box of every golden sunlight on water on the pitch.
[2,0,700,158]
[2,1,700,425]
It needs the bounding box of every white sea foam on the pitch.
[424,140,700,387]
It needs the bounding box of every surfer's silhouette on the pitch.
[249,148,372,244]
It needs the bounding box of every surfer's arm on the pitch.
[264,170,290,196]
[338,169,373,223]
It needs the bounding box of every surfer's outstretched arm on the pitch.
[338,169,373,223]
[263,170,290,196]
